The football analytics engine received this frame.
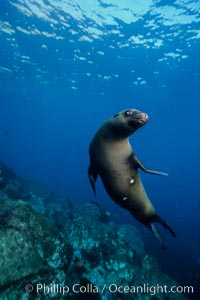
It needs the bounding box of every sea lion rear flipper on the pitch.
[149,223,166,250]
[148,215,176,249]
[132,154,168,176]
[88,163,98,196]
[155,215,176,237]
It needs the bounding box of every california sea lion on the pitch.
[88,109,175,249]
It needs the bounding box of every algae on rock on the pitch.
[0,199,72,289]
[0,162,190,300]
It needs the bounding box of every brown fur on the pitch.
[88,109,175,248]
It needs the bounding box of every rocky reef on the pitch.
[0,161,188,299]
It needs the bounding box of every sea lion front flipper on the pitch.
[88,163,98,196]
[132,154,168,176]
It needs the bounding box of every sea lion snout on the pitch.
[134,111,149,124]
[126,109,149,129]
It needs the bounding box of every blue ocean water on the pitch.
[0,0,200,298]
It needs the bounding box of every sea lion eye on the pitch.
[125,110,133,116]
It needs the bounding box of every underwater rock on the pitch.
[0,161,16,189]
[3,178,29,201]
[0,161,30,201]
[0,163,189,299]
[57,203,188,300]
[62,202,103,250]
[45,197,74,231]
[0,199,73,298]
[0,162,53,208]
[25,180,54,213]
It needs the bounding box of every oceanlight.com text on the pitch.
[25,283,194,296]
[108,283,194,295]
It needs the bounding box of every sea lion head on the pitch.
[109,109,149,138]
